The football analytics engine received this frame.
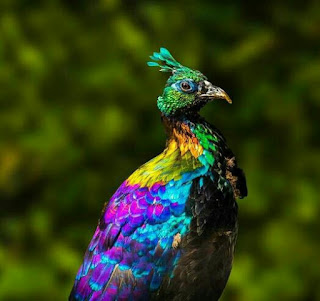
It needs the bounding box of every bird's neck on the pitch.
[126,115,217,187]
[162,114,216,161]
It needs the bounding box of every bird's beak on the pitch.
[199,80,232,104]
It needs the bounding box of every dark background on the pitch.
[1,1,319,300]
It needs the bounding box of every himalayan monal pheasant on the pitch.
[70,48,247,301]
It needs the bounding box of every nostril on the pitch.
[199,81,210,94]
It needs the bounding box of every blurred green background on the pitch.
[1,1,320,300]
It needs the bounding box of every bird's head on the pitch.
[148,48,232,117]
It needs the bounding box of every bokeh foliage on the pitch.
[1,1,320,300]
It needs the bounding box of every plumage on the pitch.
[70,48,247,301]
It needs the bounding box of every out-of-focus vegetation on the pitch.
[0,1,319,300]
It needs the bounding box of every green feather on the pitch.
[147,47,183,72]
[147,62,160,67]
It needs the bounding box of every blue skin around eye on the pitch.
[172,79,198,93]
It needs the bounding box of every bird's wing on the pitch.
[156,172,238,300]
[69,179,192,301]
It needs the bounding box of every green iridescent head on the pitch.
[148,48,232,117]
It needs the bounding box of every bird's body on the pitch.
[70,48,247,301]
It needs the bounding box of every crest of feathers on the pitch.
[147,47,187,73]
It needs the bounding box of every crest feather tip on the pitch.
[148,48,184,73]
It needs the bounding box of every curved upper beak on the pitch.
[199,80,232,104]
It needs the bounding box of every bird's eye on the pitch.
[171,79,197,93]
[180,81,192,92]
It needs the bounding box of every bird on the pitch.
[69,48,247,301]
